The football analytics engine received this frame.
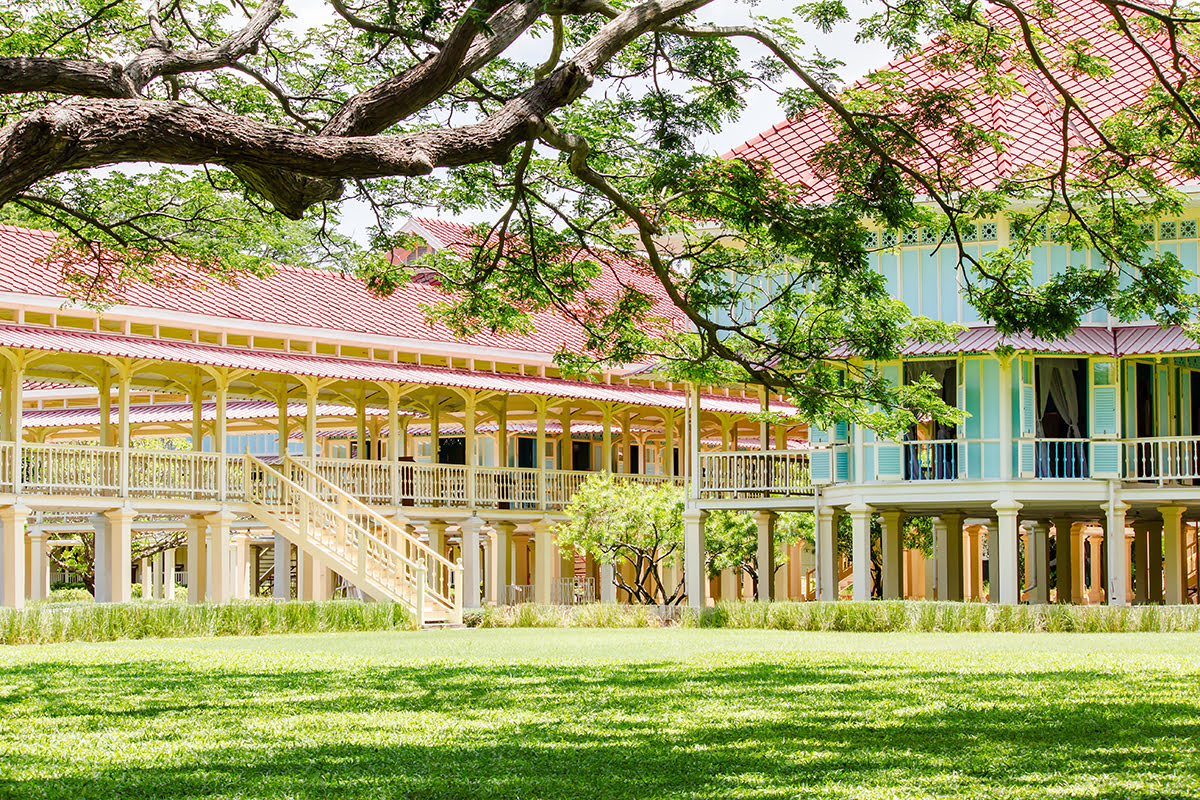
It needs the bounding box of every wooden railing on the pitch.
[698,450,814,498]
[1125,436,1200,482]
[245,455,444,624]
[1034,438,1090,479]
[283,457,460,619]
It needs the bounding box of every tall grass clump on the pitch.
[0,600,416,645]
[466,601,1200,632]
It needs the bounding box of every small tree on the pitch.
[705,511,806,597]
[554,473,685,605]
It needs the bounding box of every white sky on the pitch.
[285,0,895,235]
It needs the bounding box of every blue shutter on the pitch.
[1181,370,1192,436]
[876,362,903,480]
[1092,386,1118,437]
[1091,441,1121,478]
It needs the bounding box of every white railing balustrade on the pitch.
[504,584,535,605]
[1125,436,1200,482]
[698,450,814,498]
[0,441,11,492]
[545,469,591,510]
[127,450,221,500]
[475,466,540,507]
[281,457,460,617]
[1034,439,1090,479]
[552,577,596,605]
[903,440,960,481]
[306,457,392,505]
[21,443,121,496]
[406,462,470,507]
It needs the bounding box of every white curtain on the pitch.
[1039,361,1082,437]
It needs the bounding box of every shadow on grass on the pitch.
[0,657,1197,799]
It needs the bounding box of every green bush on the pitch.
[43,587,93,604]
[0,600,417,645]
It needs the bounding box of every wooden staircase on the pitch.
[245,455,463,626]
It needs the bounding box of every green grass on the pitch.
[2,629,1199,798]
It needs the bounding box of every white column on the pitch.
[533,518,555,604]
[186,515,207,604]
[848,502,873,601]
[204,511,233,604]
[1132,520,1151,604]
[459,516,483,609]
[27,527,50,602]
[140,556,152,600]
[1161,505,1186,605]
[424,520,446,594]
[1029,521,1051,604]
[153,551,165,599]
[683,508,706,608]
[0,505,30,608]
[600,562,617,604]
[935,513,964,601]
[1105,499,1130,606]
[985,520,999,601]
[755,511,776,601]
[96,507,133,604]
[992,500,1023,605]
[233,535,251,600]
[491,521,513,605]
[815,504,838,601]
[273,534,290,600]
[880,510,904,600]
[163,548,177,601]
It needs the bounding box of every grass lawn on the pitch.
[2,629,1199,799]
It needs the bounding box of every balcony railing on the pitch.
[697,450,814,499]
[903,440,959,481]
[1125,436,1200,482]
[1035,439,1089,479]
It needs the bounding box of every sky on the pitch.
[286,0,897,236]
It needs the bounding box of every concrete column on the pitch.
[163,549,176,601]
[965,526,982,600]
[935,514,964,601]
[186,515,207,604]
[96,507,133,604]
[984,520,999,601]
[459,516,483,609]
[1029,521,1051,604]
[491,521,514,604]
[273,534,290,600]
[233,535,251,600]
[600,562,617,604]
[879,510,904,600]
[140,557,152,600]
[204,511,233,604]
[426,521,447,594]
[533,519,555,604]
[297,549,315,601]
[848,503,873,601]
[1088,537,1101,598]
[755,511,776,601]
[1132,520,1150,604]
[719,568,737,601]
[1160,505,1186,605]
[27,528,49,603]
[1147,520,1164,604]
[991,500,1022,605]
[152,550,165,599]
[1052,516,1074,603]
[0,505,30,608]
[815,505,838,601]
[683,508,707,608]
[1105,500,1130,606]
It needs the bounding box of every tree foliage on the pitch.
[3,0,1199,428]
[554,473,686,605]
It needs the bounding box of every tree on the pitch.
[3,0,1198,424]
[554,473,685,604]
[49,528,182,595]
[704,510,804,597]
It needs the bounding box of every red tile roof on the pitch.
[903,325,1119,356]
[23,400,400,429]
[727,0,1185,198]
[0,323,794,416]
[0,220,683,359]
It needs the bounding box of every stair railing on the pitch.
[282,456,462,621]
[245,454,432,623]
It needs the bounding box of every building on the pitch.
[686,0,1200,608]
[0,218,801,621]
